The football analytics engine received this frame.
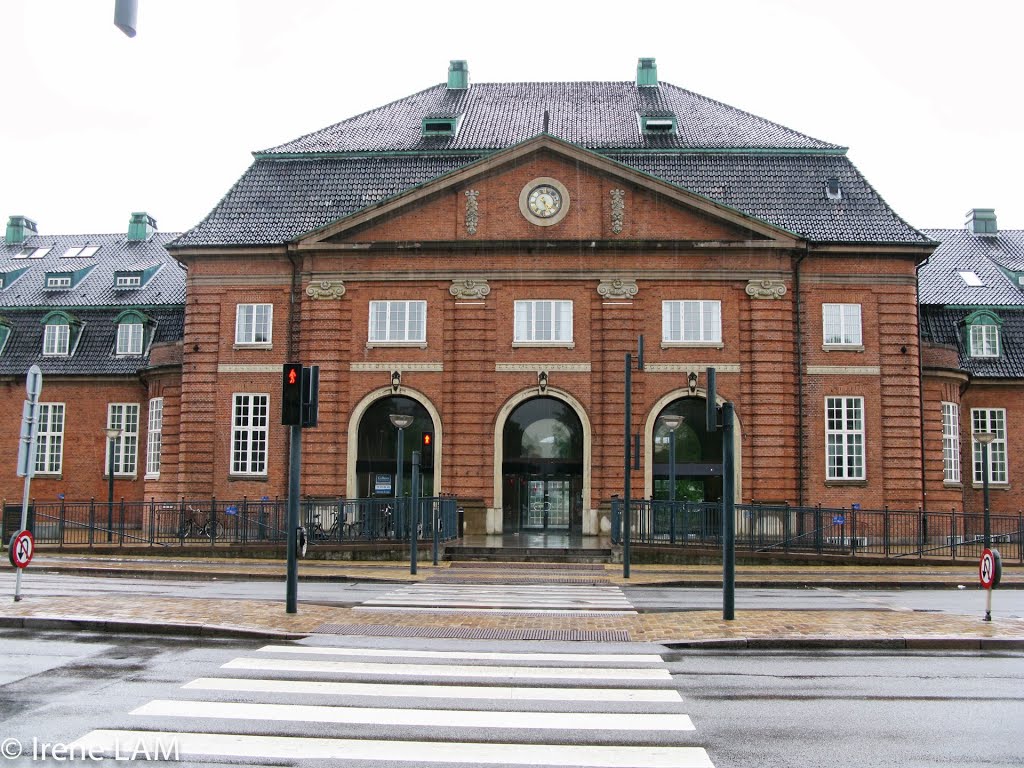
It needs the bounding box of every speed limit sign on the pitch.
[9,530,35,569]
[979,548,1001,590]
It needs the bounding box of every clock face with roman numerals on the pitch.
[527,185,562,218]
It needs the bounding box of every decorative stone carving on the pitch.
[610,189,625,234]
[305,280,346,300]
[745,279,787,300]
[465,189,479,235]
[597,278,639,300]
[449,278,490,300]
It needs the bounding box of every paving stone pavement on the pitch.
[2,557,1022,647]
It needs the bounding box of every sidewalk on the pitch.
[2,555,1021,649]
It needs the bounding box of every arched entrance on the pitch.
[353,395,435,498]
[500,396,585,534]
[651,397,724,502]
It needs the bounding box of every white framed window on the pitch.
[232,393,268,475]
[369,300,427,343]
[826,396,865,481]
[116,275,141,288]
[514,300,573,344]
[822,303,863,346]
[942,402,960,483]
[972,408,1008,484]
[116,322,144,355]
[46,276,72,289]
[146,397,163,478]
[106,404,140,476]
[969,324,999,358]
[234,303,273,345]
[34,403,65,475]
[662,300,722,344]
[43,322,70,356]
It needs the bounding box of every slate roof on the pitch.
[920,308,1024,379]
[918,228,1024,306]
[174,78,928,249]
[0,231,185,376]
[262,82,842,154]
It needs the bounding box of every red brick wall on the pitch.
[961,382,1024,515]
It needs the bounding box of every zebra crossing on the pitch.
[68,640,715,767]
[357,581,637,614]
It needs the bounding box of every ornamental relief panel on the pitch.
[464,189,479,235]
[597,278,639,300]
[744,279,787,300]
[306,280,346,300]
[449,278,491,300]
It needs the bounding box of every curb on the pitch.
[0,615,308,641]
[660,636,1024,650]
[26,565,409,584]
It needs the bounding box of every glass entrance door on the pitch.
[523,477,570,530]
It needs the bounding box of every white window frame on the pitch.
[941,402,960,484]
[234,303,273,346]
[46,276,72,289]
[116,274,141,288]
[43,322,70,356]
[106,403,140,477]
[969,323,999,358]
[231,393,269,476]
[514,300,574,345]
[368,300,427,345]
[34,403,65,475]
[825,396,865,481]
[146,397,163,478]
[116,322,144,355]
[972,408,1008,484]
[661,300,722,346]
[822,303,863,347]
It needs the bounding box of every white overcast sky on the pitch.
[2,0,1021,237]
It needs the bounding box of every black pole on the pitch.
[432,483,440,567]
[982,441,991,550]
[722,401,735,620]
[285,423,302,614]
[669,427,677,506]
[624,353,631,579]
[411,450,420,575]
[107,436,115,543]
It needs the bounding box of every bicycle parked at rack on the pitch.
[178,506,222,540]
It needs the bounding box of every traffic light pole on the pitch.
[285,423,302,614]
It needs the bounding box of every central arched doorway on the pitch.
[651,397,724,502]
[355,395,435,498]
[501,397,584,533]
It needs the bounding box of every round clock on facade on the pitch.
[519,177,570,226]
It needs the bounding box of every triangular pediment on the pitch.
[298,135,800,248]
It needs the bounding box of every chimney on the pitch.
[637,57,658,87]
[966,208,997,235]
[5,215,38,245]
[447,60,469,90]
[128,211,157,242]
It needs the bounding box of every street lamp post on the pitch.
[104,427,122,543]
[976,432,996,549]
[659,414,683,544]
[389,413,414,570]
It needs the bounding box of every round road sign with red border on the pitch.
[9,530,35,569]
[979,548,1001,590]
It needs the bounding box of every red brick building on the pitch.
[165,59,939,535]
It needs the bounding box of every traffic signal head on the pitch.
[282,363,302,425]
[421,430,434,470]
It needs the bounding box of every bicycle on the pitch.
[178,506,222,540]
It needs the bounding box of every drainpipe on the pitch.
[915,271,927,512]
[794,245,808,507]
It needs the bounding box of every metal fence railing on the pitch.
[3,496,459,550]
[611,500,1023,562]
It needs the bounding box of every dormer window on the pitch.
[964,309,1002,358]
[421,116,459,137]
[41,311,82,357]
[46,275,72,289]
[61,245,100,258]
[44,264,94,291]
[115,310,152,356]
[640,115,677,135]
[116,273,142,288]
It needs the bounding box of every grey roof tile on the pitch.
[921,307,1024,378]
[918,228,1024,306]
[262,82,842,153]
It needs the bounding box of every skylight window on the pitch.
[421,117,459,137]
[959,271,984,287]
[13,246,51,259]
[61,245,100,258]
[640,115,677,135]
